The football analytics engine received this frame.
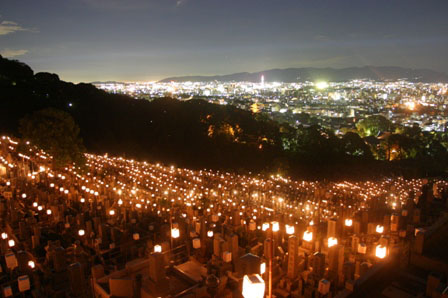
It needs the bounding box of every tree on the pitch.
[19,108,85,168]
[356,115,393,137]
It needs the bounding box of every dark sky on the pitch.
[1,0,448,82]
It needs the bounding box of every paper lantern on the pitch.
[303,231,313,242]
[242,274,265,298]
[328,237,338,248]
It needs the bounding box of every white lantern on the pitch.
[8,239,15,247]
[376,225,384,234]
[375,244,386,259]
[285,224,295,235]
[171,228,180,239]
[272,221,280,232]
[109,210,115,216]
[78,229,85,236]
[207,230,214,238]
[28,260,35,269]
[242,274,265,298]
[328,237,338,248]
[345,219,353,227]
[303,231,313,242]
[1,232,7,240]
[262,223,269,231]
[154,244,162,253]
[46,209,52,215]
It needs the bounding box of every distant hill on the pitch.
[160,66,448,83]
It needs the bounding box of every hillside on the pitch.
[1,55,447,179]
[160,66,448,83]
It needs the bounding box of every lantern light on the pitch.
[303,231,313,242]
[375,244,386,259]
[376,225,384,234]
[285,224,295,235]
[207,231,214,238]
[28,261,35,269]
[8,239,15,247]
[328,237,338,247]
[171,228,180,239]
[154,244,162,253]
[272,221,280,232]
[262,223,269,231]
[242,274,265,298]
[345,219,353,227]
[260,262,266,275]
[78,229,85,236]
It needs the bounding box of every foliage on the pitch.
[19,108,86,168]
[356,115,393,137]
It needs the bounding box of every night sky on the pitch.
[1,0,448,82]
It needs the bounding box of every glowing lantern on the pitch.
[272,221,280,232]
[303,231,313,242]
[1,232,8,239]
[345,219,353,227]
[32,202,38,208]
[207,231,214,238]
[78,229,85,236]
[109,210,115,216]
[171,228,180,239]
[80,198,85,203]
[37,206,43,211]
[242,274,265,298]
[328,237,338,248]
[118,199,123,205]
[375,245,386,259]
[285,224,295,235]
[262,223,269,231]
[133,233,140,240]
[260,262,266,275]
[46,209,52,215]
[376,225,384,234]
[28,260,35,269]
[154,245,162,253]
[8,239,15,247]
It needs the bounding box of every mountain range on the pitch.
[159,66,448,83]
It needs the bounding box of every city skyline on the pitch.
[1,0,448,82]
